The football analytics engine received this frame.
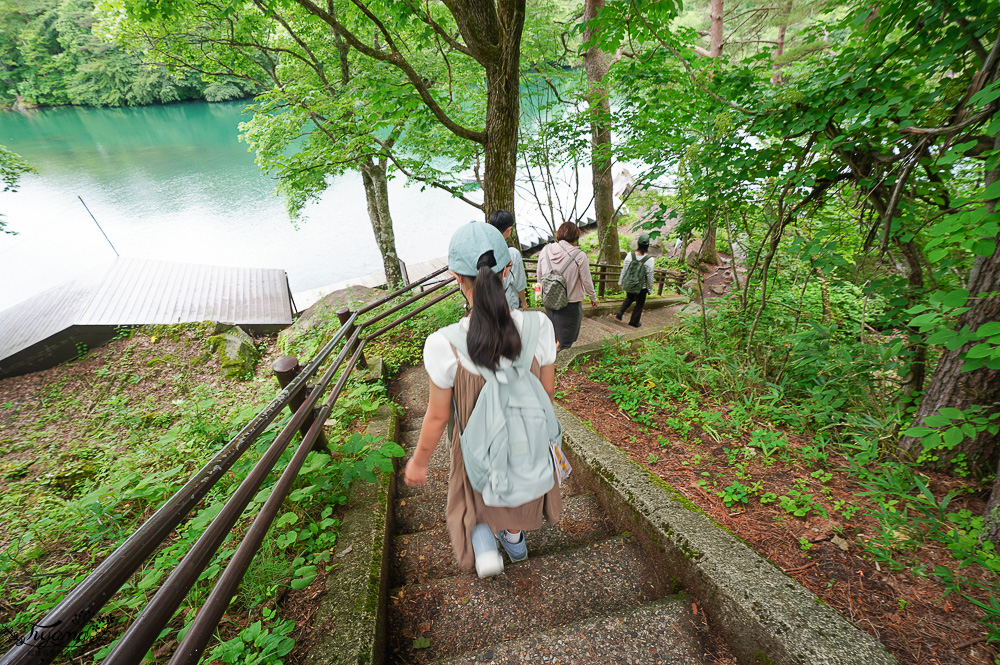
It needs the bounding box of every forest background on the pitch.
[1,0,999,660]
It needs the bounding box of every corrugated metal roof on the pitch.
[0,257,293,378]
[76,258,291,326]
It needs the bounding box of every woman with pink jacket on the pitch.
[535,222,598,349]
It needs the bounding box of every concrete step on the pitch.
[397,430,452,500]
[387,536,664,664]
[395,473,589,536]
[433,596,708,665]
[395,492,449,535]
[392,493,615,585]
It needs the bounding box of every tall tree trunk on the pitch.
[481,1,525,223]
[895,238,929,400]
[709,0,724,57]
[899,133,1000,482]
[359,157,403,286]
[700,1,724,263]
[771,1,792,85]
[699,213,720,265]
[583,0,620,276]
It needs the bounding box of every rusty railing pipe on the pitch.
[0,308,352,665]
[98,332,360,665]
[168,342,368,665]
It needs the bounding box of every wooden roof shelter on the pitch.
[0,257,294,379]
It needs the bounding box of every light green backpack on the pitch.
[439,312,560,507]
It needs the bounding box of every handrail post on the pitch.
[337,307,368,369]
[272,356,330,451]
[598,265,606,298]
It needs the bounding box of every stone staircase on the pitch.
[386,366,714,665]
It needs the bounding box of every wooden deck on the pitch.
[0,258,293,379]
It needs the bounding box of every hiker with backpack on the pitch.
[488,209,528,310]
[404,222,564,578]
[535,222,597,349]
[615,233,656,328]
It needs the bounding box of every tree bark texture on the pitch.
[899,133,1000,478]
[699,1,724,264]
[583,0,621,272]
[297,0,523,219]
[770,1,792,85]
[465,0,525,220]
[699,214,720,265]
[359,157,403,286]
[709,0,725,57]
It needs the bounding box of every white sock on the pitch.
[504,530,523,544]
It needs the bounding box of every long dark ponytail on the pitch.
[466,250,521,370]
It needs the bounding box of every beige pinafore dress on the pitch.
[445,354,563,571]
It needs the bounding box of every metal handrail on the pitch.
[522,256,685,297]
[0,271,460,665]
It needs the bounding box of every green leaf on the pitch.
[977,322,1000,338]
[942,289,969,309]
[413,636,432,649]
[942,427,964,447]
[973,239,997,257]
[926,329,957,345]
[965,343,994,358]
[938,407,965,420]
[927,248,949,262]
[908,312,939,327]
[289,573,316,590]
[903,426,936,437]
[982,179,1000,201]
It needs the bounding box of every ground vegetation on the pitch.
[560,303,998,663]
[0,293,460,664]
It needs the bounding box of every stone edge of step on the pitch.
[298,403,398,665]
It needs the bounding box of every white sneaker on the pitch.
[471,522,504,578]
[475,550,504,578]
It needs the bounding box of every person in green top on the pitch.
[615,234,655,328]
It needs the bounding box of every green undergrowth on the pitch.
[578,292,999,643]
[362,295,465,375]
[0,320,406,664]
[279,288,464,377]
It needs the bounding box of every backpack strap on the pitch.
[548,246,581,278]
[513,311,540,371]
[437,320,502,384]
[567,247,585,275]
[438,321,469,359]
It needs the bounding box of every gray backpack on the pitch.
[439,312,559,507]
[539,247,583,311]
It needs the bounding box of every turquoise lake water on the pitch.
[0,100,480,311]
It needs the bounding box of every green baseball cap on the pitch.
[637,233,651,244]
[448,222,512,277]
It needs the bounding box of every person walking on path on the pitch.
[404,222,562,578]
[535,222,597,349]
[488,209,528,310]
[616,233,655,328]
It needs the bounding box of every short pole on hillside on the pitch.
[272,355,330,452]
[336,307,368,369]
